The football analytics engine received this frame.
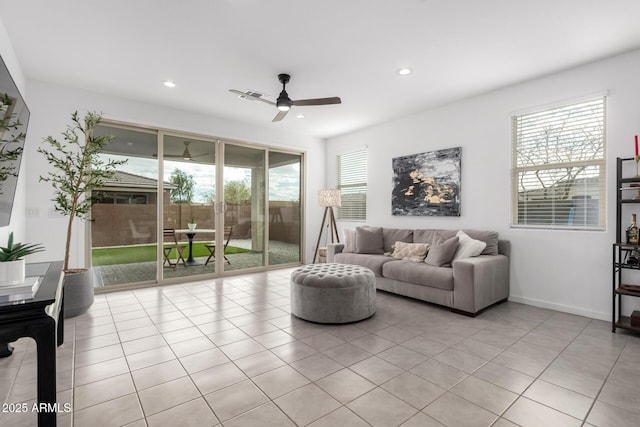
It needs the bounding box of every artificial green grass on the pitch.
[92,242,250,266]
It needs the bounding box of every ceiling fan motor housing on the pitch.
[277,74,292,110]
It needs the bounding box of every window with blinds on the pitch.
[337,149,367,220]
[511,96,606,229]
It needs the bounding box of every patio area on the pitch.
[93,239,300,287]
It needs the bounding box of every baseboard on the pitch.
[508,295,609,322]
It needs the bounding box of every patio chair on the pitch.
[162,228,187,269]
[205,226,233,265]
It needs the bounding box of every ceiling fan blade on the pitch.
[292,97,341,107]
[272,110,289,122]
[229,89,276,106]
[152,153,192,160]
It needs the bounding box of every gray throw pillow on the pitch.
[355,226,384,254]
[425,236,459,267]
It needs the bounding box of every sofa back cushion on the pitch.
[413,229,456,245]
[382,228,414,253]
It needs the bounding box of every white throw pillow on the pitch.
[452,230,486,261]
[343,229,356,253]
[391,241,430,262]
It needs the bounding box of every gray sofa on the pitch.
[327,227,510,316]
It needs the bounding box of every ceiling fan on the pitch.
[156,141,207,161]
[230,74,341,122]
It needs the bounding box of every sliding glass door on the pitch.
[222,144,266,271]
[268,152,302,265]
[90,125,159,287]
[89,122,303,288]
[160,134,216,280]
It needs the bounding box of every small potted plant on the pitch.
[188,217,197,231]
[0,232,45,286]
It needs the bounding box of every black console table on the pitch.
[0,261,64,427]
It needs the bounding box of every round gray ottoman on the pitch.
[290,263,376,323]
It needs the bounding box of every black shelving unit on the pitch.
[612,157,640,333]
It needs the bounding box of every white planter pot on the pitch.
[188,223,197,231]
[0,259,26,287]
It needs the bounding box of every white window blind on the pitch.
[337,149,367,220]
[511,97,606,229]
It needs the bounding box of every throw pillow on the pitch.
[452,230,487,261]
[391,241,430,262]
[355,226,384,254]
[425,236,459,267]
[343,229,356,253]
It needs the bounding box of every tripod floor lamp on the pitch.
[313,189,341,263]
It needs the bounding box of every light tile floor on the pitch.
[2,268,640,426]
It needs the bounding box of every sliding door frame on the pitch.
[89,119,306,291]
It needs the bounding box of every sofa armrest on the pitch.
[498,239,510,257]
[327,243,345,263]
[452,254,509,314]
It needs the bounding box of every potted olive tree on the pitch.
[38,111,126,317]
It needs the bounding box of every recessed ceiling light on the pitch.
[397,68,412,76]
[163,80,176,88]
[296,114,305,119]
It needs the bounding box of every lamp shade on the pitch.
[318,189,342,207]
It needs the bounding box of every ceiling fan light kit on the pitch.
[277,93,291,111]
[230,73,341,122]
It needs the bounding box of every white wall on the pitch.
[23,80,326,269]
[327,49,640,321]
[0,18,27,244]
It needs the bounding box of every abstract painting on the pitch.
[392,147,461,216]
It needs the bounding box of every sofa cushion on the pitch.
[355,226,384,254]
[425,236,459,267]
[390,241,430,262]
[382,228,414,253]
[343,229,356,253]
[383,260,454,291]
[334,253,398,276]
[413,229,456,245]
[453,230,486,261]
[463,230,499,255]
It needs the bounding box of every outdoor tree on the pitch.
[205,179,252,205]
[169,168,195,204]
[515,99,604,201]
[223,179,251,205]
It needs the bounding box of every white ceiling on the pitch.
[2,0,640,139]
